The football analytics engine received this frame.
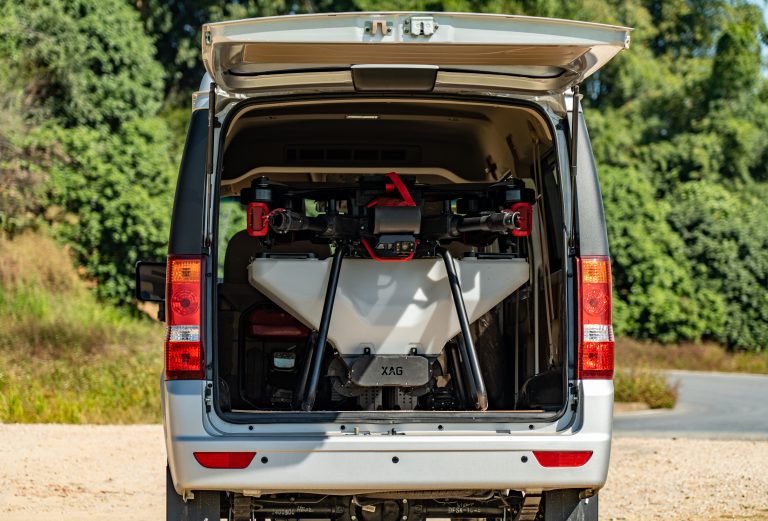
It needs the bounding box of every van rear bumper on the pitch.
[163,380,613,495]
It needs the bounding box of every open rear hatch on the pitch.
[202,12,630,95]
[207,13,629,422]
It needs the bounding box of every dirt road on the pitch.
[0,424,766,521]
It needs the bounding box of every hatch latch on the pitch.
[364,20,393,36]
[404,16,437,37]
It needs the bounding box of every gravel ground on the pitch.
[0,424,766,521]
[603,435,768,520]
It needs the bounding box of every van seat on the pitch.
[224,230,331,284]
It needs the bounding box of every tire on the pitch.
[542,489,598,521]
[166,465,223,521]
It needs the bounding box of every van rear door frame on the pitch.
[206,92,575,426]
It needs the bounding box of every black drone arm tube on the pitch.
[448,340,470,409]
[269,209,328,233]
[456,211,518,233]
[301,244,347,412]
[269,209,363,238]
[439,248,489,411]
[294,331,317,410]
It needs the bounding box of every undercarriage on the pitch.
[226,491,535,521]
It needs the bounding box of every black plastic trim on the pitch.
[168,109,209,255]
[217,409,568,424]
[572,115,609,256]
[352,66,437,92]
[439,67,566,80]
[227,65,566,81]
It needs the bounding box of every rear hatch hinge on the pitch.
[569,381,579,412]
[204,382,213,412]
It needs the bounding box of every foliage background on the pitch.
[1,0,767,351]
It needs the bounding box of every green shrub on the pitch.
[614,369,679,409]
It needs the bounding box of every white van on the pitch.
[136,11,629,521]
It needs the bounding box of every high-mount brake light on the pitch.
[165,256,205,380]
[576,256,614,379]
[532,451,593,468]
[194,452,256,469]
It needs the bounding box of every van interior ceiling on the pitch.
[213,98,567,418]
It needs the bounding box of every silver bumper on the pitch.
[163,380,613,495]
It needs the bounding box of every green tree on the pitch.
[0,0,176,306]
[3,0,165,130]
[707,2,766,102]
[134,0,356,102]
[29,120,176,306]
[0,4,44,232]
[600,166,724,342]
[645,0,726,59]
[669,182,768,350]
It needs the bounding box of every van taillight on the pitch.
[576,256,614,379]
[165,256,205,380]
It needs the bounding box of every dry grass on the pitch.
[615,337,768,374]
[0,231,164,423]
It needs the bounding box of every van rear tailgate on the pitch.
[202,12,630,95]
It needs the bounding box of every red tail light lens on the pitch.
[194,452,256,469]
[533,451,593,467]
[165,256,205,380]
[576,256,614,379]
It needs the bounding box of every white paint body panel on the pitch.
[247,257,528,356]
